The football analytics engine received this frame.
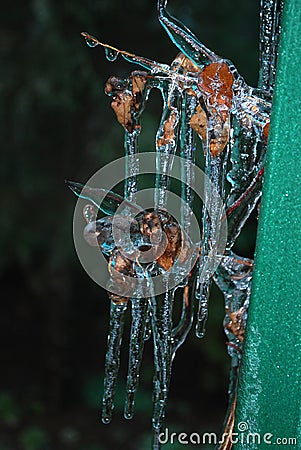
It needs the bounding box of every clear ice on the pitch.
[69,1,284,448]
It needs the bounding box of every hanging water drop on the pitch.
[86,37,98,48]
[81,32,99,48]
[105,47,119,62]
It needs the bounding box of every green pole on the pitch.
[234,0,301,448]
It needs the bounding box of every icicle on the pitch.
[149,60,199,377]
[140,207,193,432]
[179,86,197,228]
[124,130,140,201]
[154,53,199,210]
[171,275,195,356]
[150,288,174,430]
[214,252,253,355]
[152,426,164,450]
[258,0,284,93]
[106,70,154,419]
[195,279,210,338]
[102,300,128,424]
[214,252,253,445]
[144,299,152,341]
[124,297,148,419]
[154,84,181,209]
[194,119,229,337]
[172,88,197,347]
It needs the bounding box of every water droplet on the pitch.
[105,47,119,62]
[195,329,206,339]
[85,37,98,48]
[124,410,134,420]
[101,416,111,424]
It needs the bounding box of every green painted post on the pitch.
[234,0,301,448]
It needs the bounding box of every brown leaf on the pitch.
[190,104,207,141]
[209,116,230,157]
[140,210,182,271]
[198,62,234,122]
[105,72,148,133]
[131,72,148,96]
[107,250,134,303]
[225,308,246,342]
[157,220,182,271]
[111,92,134,132]
[171,52,201,75]
[157,110,178,147]
[263,121,270,143]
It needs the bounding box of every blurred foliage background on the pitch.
[1,0,259,449]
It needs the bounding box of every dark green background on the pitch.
[1,1,259,449]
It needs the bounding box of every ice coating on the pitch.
[258,0,284,93]
[214,252,253,448]
[66,180,141,216]
[124,297,149,419]
[70,1,284,448]
[102,300,128,424]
